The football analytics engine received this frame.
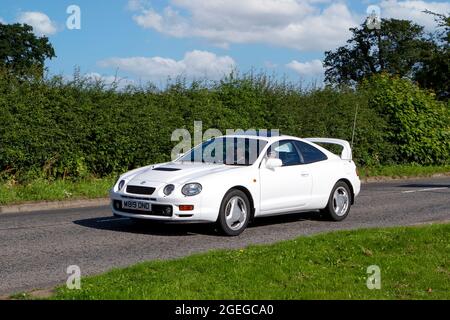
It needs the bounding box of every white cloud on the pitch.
[286,59,324,77]
[127,0,151,11]
[17,11,57,36]
[85,73,135,88]
[379,0,450,29]
[0,17,5,24]
[99,50,236,80]
[127,0,143,11]
[264,61,278,69]
[129,0,359,51]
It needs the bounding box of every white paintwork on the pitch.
[110,134,361,223]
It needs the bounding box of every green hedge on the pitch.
[0,70,448,182]
[362,74,449,165]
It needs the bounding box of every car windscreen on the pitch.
[177,138,268,166]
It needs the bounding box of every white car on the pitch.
[110,134,361,236]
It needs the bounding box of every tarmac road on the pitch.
[0,177,449,295]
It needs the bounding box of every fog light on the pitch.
[179,205,194,211]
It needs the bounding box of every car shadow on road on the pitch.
[73,217,216,236]
[73,211,327,237]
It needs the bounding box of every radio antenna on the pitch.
[351,103,359,149]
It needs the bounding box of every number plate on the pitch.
[122,200,151,211]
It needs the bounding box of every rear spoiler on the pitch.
[304,138,352,160]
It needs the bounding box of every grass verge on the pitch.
[0,177,115,205]
[52,223,450,300]
[359,164,450,180]
[0,165,449,206]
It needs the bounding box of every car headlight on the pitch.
[117,180,125,191]
[163,184,175,196]
[181,183,202,196]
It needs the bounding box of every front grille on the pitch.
[113,200,172,216]
[126,185,155,195]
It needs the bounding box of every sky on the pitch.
[1,0,449,86]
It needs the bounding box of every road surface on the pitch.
[0,177,449,295]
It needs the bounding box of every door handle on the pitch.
[300,172,310,177]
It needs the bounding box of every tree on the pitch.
[413,11,449,100]
[0,23,56,76]
[324,19,430,86]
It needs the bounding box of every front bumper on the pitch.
[110,190,214,223]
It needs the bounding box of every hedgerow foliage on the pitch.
[361,74,449,165]
[0,69,448,182]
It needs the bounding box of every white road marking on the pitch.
[402,187,448,194]
[97,217,129,222]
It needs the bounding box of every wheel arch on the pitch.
[336,178,355,205]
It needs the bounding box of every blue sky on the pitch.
[1,0,449,86]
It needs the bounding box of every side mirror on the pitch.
[265,158,282,169]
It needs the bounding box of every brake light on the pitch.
[355,167,359,176]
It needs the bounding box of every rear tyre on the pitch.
[217,189,251,236]
[322,181,352,221]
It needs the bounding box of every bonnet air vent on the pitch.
[152,167,181,172]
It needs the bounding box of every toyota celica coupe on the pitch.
[110,134,361,236]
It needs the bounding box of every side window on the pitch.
[295,141,328,164]
[267,140,302,166]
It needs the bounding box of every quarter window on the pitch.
[294,141,328,164]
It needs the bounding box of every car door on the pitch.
[293,140,332,209]
[259,140,312,215]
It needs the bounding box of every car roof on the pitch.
[204,134,340,159]
[217,133,300,142]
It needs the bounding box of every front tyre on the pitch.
[322,181,352,221]
[217,189,251,236]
